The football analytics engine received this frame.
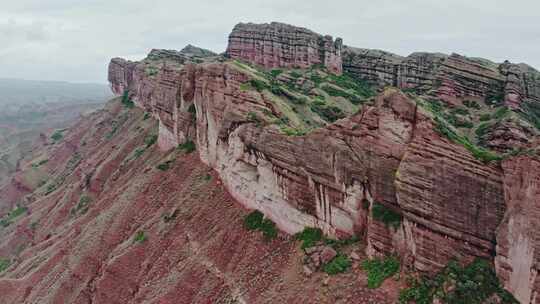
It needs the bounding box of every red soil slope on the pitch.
[0,99,397,303]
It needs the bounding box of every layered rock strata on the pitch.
[496,156,540,304]
[108,22,540,302]
[343,47,540,108]
[226,22,343,75]
[109,56,508,277]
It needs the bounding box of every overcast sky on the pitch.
[1,0,539,83]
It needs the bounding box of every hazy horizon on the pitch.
[2,0,539,83]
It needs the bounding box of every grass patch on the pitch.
[321,85,363,104]
[0,206,28,227]
[243,210,277,240]
[51,130,64,142]
[144,134,158,148]
[0,257,10,272]
[31,159,49,168]
[463,100,481,110]
[122,90,134,108]
[493,107,509,120]
[310,99,345,123]
[323,254,352,275]
[178,140,196,153]
[270,69,283,77]
[372,202,402,229]
[327,72,375,98]
[157,160,174,171]
[362,256,400,288]
[399,259,518,304]
[295,227,323,249]
[71,195,91,216]
[133,231,147,243]
[479,113,492,121]
[434,117,501,163]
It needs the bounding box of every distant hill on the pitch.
[0,78,111,105]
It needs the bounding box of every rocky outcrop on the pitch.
[343,47,540,108]
[226,22,343,74]
[108,54,511,276]
[107,22,540,302]
[496,156,540,304]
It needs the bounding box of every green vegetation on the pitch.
[485,90,504,106]
[295,227,323,249]
[520,101,540,130]
[399,259,518,304]
[0,257,10,272]
[249,79,267,92]
[121,90,134,108]
[243,210,278,240]
[71,195,91,216]
[327,72,375,98]
[321,85,363,104]
[280,126,307,136]
[133,230,147,243]
[362,256,400,288]
[246,111,261,126]
[178,140,196,153]
[143,112,150,120]
[51,130,64,142]
[324,235,360,249]
[144,134,158,148]
[463,100,481,110]
[310,99,345,123]
[133,147,145,158]
[295,227,360,250]
[479,113,492,121]
[475,122,494,138]
[493,107,509,120]
[157,160,174,171]
[31,159,49,168]
[0,206,28,227]
[270,69,283,77]
[323,254,352,275]
[372,202,402,229]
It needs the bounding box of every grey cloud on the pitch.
[0,0,538,83]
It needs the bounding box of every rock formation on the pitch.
[226,22,343,74]
[496,156,540,304]
[106,22,540,303]
[343,46,540,108]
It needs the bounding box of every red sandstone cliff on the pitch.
[226,22,343,75]
[106,22,540,303]
[0,21,538,303]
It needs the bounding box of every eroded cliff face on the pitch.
[226,22,343,75]
[496,156,540,304]
[107,22,540,302]
[108,53,508,275]
[343,47,540,108]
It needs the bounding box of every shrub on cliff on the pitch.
[243,210,277,240]
[0,258,10,272]
[310,99,345,123]
[121,90,134,108]
[399,259,518,304]
[178,140,196,153]
[372,202,402,229]
[0,206,28,227]
[133,231,147,243]
[362,256,400,288]
[323,254,352,275]
[157,160,174,171]
[295,227,323,249]
[51,130,64,142]
[144,134,158,148]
